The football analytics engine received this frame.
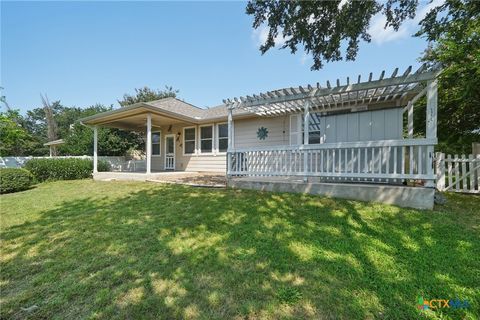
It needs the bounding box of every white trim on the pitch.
[216,122,228,155]
[146,114,152,174]
[164,134,175,170]
[183,126,197,156]
[151,130,162,157]
[199,123,214,155]
[231,138,437,152]
[93,126,98,173]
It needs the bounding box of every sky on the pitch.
[1,1,440,113]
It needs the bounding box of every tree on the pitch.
[118,86,178,107]
[246,0,479,70]
[61,105,143,156]
[415,2,480,154]
[0,110,37,156]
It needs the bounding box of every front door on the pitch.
[164,135,175,170]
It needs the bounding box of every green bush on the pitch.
[24,158,110,182]
[0,168,35,194]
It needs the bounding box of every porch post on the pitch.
[227,107,233,176]
[93,126,98,173]
[146,113,152,174]
[303,101,310,182]
[425,80,438,188]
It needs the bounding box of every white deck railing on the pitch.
[227,138,436,183]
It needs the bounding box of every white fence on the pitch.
[228,138,436,184]
[0,156,132,172]
[436,153,480,194]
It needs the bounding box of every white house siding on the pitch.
[234,115,290,148]
[150,123,227,172]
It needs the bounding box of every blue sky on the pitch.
[1,1,439,113]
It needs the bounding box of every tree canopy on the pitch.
[118,86,178,107]
[246,0,479,70]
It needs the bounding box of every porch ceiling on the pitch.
[223,64,442,116]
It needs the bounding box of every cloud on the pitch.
[369,0,444,45]
[252,24,289,48]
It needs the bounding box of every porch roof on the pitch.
[223,64,442,116]
[79,97,250,130]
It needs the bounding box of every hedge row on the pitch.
[24,158,109,182]
[0,168,34,194]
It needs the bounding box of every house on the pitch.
[79,65,440,209]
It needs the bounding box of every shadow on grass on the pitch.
[1,184,478,319]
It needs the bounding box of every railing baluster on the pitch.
[409,146,414,175]
[418,145,423,175]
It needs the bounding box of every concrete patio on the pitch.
[93,171,226,187]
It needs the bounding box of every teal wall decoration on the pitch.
[257,127,268,140]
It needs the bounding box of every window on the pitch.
[292,113,322,145]
[200,125,213,153]
[307,113,322,144]
[152,132,161,155]
[184,127,196,154]
[217,123,228,152]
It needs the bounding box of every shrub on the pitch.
[0,168,34,194]
[24,158,110,182]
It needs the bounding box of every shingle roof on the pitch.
[144,98,249,120]
[79,97,254,125]
[145,97,205,119]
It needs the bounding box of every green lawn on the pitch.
[1,180,479,319]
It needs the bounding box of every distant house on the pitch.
[79,65,440,209]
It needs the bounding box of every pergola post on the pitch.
[93,126,98,173]
[407,101,414,138]
[227,107,233,176]
[425,80,438,188]
[146,113,152,174]
[303,101,310,182]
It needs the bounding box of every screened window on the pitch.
[300,112,322,144]
[217,124,228,152]
[200,126,213,153]
[152,132,161,155]
[184,127,196,154]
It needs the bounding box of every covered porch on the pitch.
[223,64,441,208]
[80,98,228,178]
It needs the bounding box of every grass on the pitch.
[0,180,479,319]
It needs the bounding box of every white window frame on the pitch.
[183,126,196,156]
[306,112,322,145]
[151,131,161,156]
[216,122,228,154]
[199,124,214,154]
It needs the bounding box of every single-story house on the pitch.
[80,64,440,209]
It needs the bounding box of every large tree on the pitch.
[246,0,479,69]
[118,86,178,107]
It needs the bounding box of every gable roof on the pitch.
[79,97,250,126]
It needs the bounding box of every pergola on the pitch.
[223,64,442,186]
